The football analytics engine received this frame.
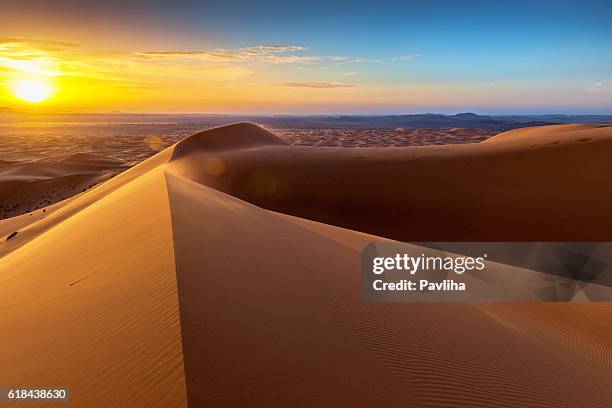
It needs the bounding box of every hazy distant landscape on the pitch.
[3,110,612,129]
[1,112,526,160]
[2,112,610,218]
[0,114,500,218]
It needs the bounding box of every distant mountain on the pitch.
[453,112,490,119]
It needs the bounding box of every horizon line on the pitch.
[2,109,612,117]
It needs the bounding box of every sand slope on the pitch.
[1,123,611,407]
[0,167,186,408]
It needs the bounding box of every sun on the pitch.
[9,77,54,103]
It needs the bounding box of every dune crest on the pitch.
[172,122,287,157]
[1,123,612,407]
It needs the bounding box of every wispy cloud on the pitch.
[136,45,315,64]
[0,37,79,52]
[273,81,357,88]
[393,54,422,61]
[328,56,382,63]
[587,82,611,93]
[261,55,320,64]
[240,45,306,55]
[0,37,71,76]
[135,50,244,62]
[136,47,385,66]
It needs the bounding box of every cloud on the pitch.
[261,55,320,63]
[135,50,243,62]
[348,58,382,63]
[0,37,79,51]
[393,54,422,61]
[240,45,306,55]
[0,37,79,73]
[273,81,357,88]
[136,51,227,56]
[0,38,67,76]
[587,82,611,93]
[328,56,382,63]
[136,44,315,64]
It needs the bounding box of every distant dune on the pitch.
[1,123,611,407]
[0,153,127,218]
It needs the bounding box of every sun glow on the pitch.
[9,77,54,103]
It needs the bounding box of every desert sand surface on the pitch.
[0,153,127,218]
[1,123,611,407]
[277,127,494,146]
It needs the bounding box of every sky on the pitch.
[0,0,611,114]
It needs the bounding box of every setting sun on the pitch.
[9,77,54,103]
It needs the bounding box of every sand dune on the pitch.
[483,123,609,142]
[1,123,611,407]
[168,123,612,240]
[0,153,126,218]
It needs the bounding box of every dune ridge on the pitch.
[1,123,611,407]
